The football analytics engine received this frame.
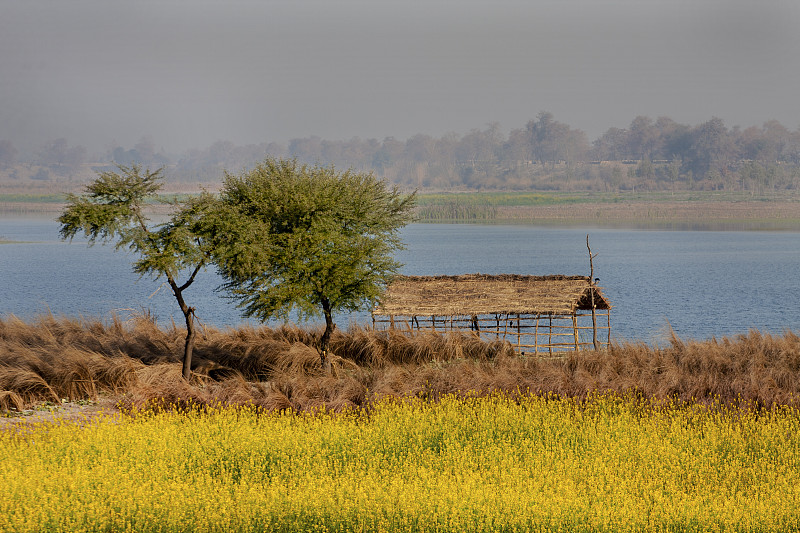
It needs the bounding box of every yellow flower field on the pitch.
[2,393,799,532]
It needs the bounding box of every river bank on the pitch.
[5,193,800,230]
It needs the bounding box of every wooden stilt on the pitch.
[572,314,579,351]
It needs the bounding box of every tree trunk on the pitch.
[181,306,196,381]
[319,297,334,374]
[169,279,195,381]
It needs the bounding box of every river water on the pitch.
[2,214,800,345]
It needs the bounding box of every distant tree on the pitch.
[372,136,405,171]
[39,138,87,175]
[0,140,18,170]
[133,136,157,164]
[526,111,588,166]
[110,137,171,168]
[687,117,736,178]
[456,124,502,165]
[58,165,211,380]
[627,116,660,160]
[636,157,654,179]
[504,127,532,162]
[199,158,416,370]
[288,136,324,164]
[592,127,629,161]
[405,134,438,163]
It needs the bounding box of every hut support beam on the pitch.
[572,314,579,351]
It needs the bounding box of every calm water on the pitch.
[3,214,800,345]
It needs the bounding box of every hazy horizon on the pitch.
[3,0,800,156]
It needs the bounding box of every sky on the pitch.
[2,0,800,156]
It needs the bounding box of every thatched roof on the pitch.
[375,274,611,317]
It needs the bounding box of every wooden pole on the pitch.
[587,234,599,350]
[572,314,579,351]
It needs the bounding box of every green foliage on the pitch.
[205,158,416,324]
[58,165,207,281]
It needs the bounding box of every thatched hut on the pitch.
[373,274,612,354]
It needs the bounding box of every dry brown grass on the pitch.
[2,314,800,415]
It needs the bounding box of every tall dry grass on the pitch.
[2,314,800,413]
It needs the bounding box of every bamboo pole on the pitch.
[587,234,599,350]
[572,314,579,351]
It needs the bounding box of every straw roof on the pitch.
[375,274,611,317]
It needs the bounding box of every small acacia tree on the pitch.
[202,157,416,369]
[58,164,210,380]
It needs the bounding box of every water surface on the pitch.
[2,215,799,345]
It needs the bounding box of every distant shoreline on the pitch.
[4,193,800,231]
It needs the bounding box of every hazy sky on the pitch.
[2,0,800,155]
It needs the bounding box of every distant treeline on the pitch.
[3,112,800,192]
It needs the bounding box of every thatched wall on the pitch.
[375,274,611,318]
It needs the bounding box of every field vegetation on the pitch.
[3,394,800,532]
[8,189,800,230]
[4,315,800,531]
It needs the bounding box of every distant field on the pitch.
[414,191,800,229]
[5,190,800,229]
[0,192,191,214]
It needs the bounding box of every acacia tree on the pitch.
[58,165,210,380]
[201,157,416,370]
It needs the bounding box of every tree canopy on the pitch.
[201,157,416,368]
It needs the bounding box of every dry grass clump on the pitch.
[2,314,800,415]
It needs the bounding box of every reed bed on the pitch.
[2,314,800,414]
[2,394,800,532]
